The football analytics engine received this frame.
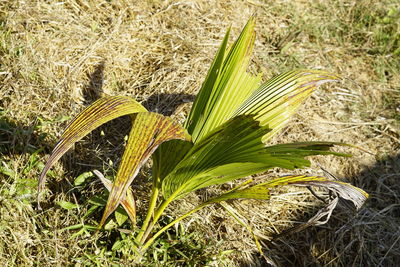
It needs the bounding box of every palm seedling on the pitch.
[38,17,368,259]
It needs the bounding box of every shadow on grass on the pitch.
[0,62,109,210]
[0,59,197,225]
[142,92,195,116]
[0,115,52,156]
[82,61,105,104]
[3,78,399,265]
[81,60,196,116]
[238,153,400,267]
[0,114,63,210]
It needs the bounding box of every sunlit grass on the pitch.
[1,0,399,265]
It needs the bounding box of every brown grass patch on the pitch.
[1,0,399,266]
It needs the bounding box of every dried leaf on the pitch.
[93,170,137,225]
[261,175,368,210]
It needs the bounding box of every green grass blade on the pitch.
[98,112,190,229]
[38,96,147,202]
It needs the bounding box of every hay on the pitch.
[1,0,399,266]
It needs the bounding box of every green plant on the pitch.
[38,17,368,260]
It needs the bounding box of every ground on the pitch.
[0,0,399,266]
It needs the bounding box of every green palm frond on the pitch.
[37,17,368,258]
[153,18,343,192]
[204,175,368,208]
[161,115,352,201]
[185,17,262,143]
[234,69,340,142]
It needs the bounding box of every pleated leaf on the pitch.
[184,17,339,145]
[233,69,340,142]
[185,17,262,143]
[38,96,147,199]
[162,115,266,199]
[162,115,349,200]
[98,112,190,229]
[204,174,367,214]
[183,26,230,136]
[155,17,260,184]
[152,139,193,183]
[158,20,339,185]
[205,183,271,204]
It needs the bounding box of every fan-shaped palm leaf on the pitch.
[38,17,368,259]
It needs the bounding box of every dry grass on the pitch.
[1,0,399,266]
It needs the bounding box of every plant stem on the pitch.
[138,196,173,244]
[135,182,159,244]
[139,185,185,243]
[139,203,207,252]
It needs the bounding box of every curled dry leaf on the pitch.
[263,175,368,210]
[93,170,137,225]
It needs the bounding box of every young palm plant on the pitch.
[38,17,368,259]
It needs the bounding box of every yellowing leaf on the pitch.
[98,112,190,229]
[205,184,271,204]
[233,69,340,142]
[115,208,129,226]
[93,170,137,225]
[38,96,147,205]
[259,175,368,210]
